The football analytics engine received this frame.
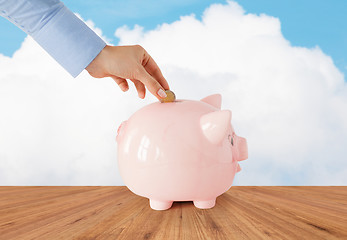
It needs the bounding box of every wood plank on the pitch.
[0,186,346,239]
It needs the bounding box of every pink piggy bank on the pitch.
[116,94,248,210]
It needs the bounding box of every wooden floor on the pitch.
[0,186,346,240]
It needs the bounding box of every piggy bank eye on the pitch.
[228,134,234,146]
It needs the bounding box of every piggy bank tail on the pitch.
[116,121,127,142]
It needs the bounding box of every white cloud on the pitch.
[115,1,347,185]
[0,1,346,185]
[0,14,157,185]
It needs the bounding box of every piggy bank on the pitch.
[116,94,248,210]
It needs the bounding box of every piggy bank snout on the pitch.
[117,94,248,211]
[235,136,248,161]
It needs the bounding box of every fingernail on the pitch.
[139,92,145,99]
[157,89,167,98]
[122,86,128,92]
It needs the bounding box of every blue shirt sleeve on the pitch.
[0,0,106,77]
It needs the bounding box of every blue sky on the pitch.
[1,0,346,186]
[0,0,346,77]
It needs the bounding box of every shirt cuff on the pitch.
[31,4,106,77]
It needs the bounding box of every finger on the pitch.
[142,51,170,90]
[136,65,167,100]
[130,79,146,99]
[111,76,129,92]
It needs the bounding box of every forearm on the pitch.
[0,0,106,77]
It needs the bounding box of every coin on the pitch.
[160,90,176,103]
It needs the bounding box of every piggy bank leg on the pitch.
[193,199,216,209]
[149,199,173,211]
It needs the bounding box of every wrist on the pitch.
[85,45,110,78]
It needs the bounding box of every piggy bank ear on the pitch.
[200,94,221,109]
[200,110,231,144]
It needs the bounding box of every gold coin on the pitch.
[160,90,176,103]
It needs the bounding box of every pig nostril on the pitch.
[228,134,234,146]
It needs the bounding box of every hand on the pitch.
[85,45,169,100]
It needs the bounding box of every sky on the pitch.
[1,0,346,77]
[0,1,346,186]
